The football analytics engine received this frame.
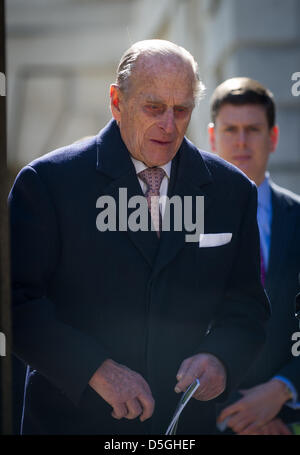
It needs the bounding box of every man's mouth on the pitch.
[150,139,173,146]
[233,155,251,162]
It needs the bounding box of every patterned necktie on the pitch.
[260,247,266,286]
[138,167,165,237]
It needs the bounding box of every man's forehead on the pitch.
[129,59,194,101]
[137,52,189,70]
[133,54,194,82]
[217,103,268,123]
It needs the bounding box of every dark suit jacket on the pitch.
[217,180,300,425]
[9,119,270,434]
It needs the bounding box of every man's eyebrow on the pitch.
[144,95,163,103]
[144,100,164,105]
[143,97,194,108]
[176,101,195,108]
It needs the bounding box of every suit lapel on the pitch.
[266,182,296,294]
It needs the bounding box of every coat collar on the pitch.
[96,119,212,187]
[96,119,134,178]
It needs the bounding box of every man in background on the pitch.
[209,77,300,435]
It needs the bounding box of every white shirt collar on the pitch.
[130,156,171,180]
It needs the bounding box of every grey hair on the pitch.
[116,39,205,104]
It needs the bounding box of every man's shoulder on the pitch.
[270,180,300,207]
[25,119,118,178]
[10,132,101,197]
[184,138,254,189]
[200,149,248,178]
[27,134,98,172]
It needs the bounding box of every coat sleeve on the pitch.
[9,165,109,406]
[195,181,271,399]
[276,357,300,399]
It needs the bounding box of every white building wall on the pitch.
[6,0,300,193]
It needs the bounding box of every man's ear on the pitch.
[269,125,279,154]
[208,122,217,153]
[110,84,122,122]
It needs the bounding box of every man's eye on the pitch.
[174,107,190,118]
[145,104,163,113]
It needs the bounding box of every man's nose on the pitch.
[159,108,176,134]
[236,129,247,149]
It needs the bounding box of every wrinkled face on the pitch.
[111,56,195,167]
[209,104,278,186]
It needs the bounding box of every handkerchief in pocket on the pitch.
[199,233,232,248]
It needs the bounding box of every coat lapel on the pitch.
[95,120,159,268]
[152,138,213,278]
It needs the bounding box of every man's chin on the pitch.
[234,161,252,175]
[236,166,258,183]
[144,158,172,167]
[141,148,177,167]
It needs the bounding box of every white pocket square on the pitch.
[199,233,232,248]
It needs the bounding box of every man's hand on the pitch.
[88,359,155,422]
[175,353,226,401]
[217,379,292,434]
